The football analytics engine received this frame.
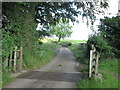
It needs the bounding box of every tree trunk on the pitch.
[58,35,61,42]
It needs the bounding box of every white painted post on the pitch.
[89,50,93,78]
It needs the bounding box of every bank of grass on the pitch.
[2,43,58,87]
[69,44,88,64]
[68,44,119,88]
[77,58,119,88]
[50,39,87,44]
[23,43,58,69]
[2,70,13,87]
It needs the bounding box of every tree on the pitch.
[98,16,120,57]
[49,21,72,42]
[35,1,109,27]
[2,1,109,63]
[87,16,120,58]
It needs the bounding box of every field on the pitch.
[42,38,87,44]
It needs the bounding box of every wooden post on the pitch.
[13,46,17,71]
[18,46,22,72]
[95,52,99,77]
[9,47,13,69]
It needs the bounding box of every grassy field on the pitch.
[49,38,87,44]
[77,58,119,88]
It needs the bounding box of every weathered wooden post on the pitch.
[18,46,22,72]
[7,46,23,72]
[95,52,99,77]
[8,47,13,69]
[13,46,17,71]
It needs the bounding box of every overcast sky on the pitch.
[65,0,119,40]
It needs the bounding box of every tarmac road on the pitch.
[5,47,84,88]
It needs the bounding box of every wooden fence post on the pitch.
[13,46,17,71]
[9,47,13,69]
[95,52,99,77]
[18,46,22,72]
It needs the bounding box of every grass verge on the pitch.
[77,58,119,88]
[2,70,13,87]
[23,43,58,69]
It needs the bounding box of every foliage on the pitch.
[2,69,13,87]
[87,35,114,59]
[98,16,120,57]
[2,3,38,67]
[35,1,109,26]
[1,1,109,87]
[59,41,72,47]
[49,21,72,42]
[2,2,109,66]
[24,43,58,69]
[77,58,118,88]
[22,43,58,69]
[69,44,88,64]
[87,16,120,58]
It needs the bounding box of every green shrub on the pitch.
[69,44,88,64]
[87,35,114,59]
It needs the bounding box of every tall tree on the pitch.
[49,21,72,42]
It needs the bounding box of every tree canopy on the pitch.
[35,1,108,26]
[2,1,109,63]
[49,20,72,42]
[87,16,120,58]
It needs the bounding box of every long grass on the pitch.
[2,70,13,87]
[23,43,58,69]
[77,58,119,88]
